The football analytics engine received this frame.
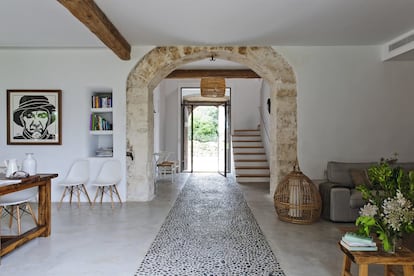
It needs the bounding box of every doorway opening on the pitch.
[126,46,297,201]
[181,87,231,176]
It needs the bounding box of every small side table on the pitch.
[338,242,414,276]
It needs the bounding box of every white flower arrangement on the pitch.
[359,202,378,218]
[381,191,414,232]
[356,158,414,252]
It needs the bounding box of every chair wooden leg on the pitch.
[58,186,68,209]
[109,186,114,209]
[9,206,14,229]
[16,205,21,235]
[2,203,39,235]
[26,202,38,225]
[69,186,74,205]
[93,187,100,206]
[76,185,81,208]
[82,184,92,206]
[100,187,104,204]
[113,185,122,205]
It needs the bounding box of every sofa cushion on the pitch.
[349,189,365,209]
[394,162,414,173]
[319,182,336,220]
[350,168,371,188]
[326,161,376,188]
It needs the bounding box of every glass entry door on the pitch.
[182,100,230,175]
[217,102,230,177]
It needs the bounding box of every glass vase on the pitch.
[383,235,399,254]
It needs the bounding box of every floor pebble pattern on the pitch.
[136,174,285,275]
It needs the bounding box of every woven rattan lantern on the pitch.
[274,163,321,224]
[200,77,225,98]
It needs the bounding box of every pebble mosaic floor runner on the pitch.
[135,174,285,276]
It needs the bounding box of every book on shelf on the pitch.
[92,95,112,108]
[96,147,113,157]
[340,240,378,251]
[90,114,112,131]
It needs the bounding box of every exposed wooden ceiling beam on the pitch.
[58,0,131,60]
[166,69,260,79]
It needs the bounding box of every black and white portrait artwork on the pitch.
[7,90,62,145]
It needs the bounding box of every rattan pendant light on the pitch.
[274,163,321,224]
[200,77,226,98]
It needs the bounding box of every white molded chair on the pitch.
[58,159,91,209]
[91,159,122,208]
[0,187,38,235]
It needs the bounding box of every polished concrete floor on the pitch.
[1,173,385,276]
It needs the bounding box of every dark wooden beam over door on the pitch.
[57,0,131,60]
[166,69,261,79]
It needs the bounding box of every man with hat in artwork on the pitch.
[13,95,56,140]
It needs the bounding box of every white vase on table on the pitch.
[22,153,37,175]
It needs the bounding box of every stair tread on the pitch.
[232,129,269,183]
[234,129,260,132]
[234,159,267,163]
[233,152,265,155]
[232,134,260,137]
[237,180,270,183]
[236,174,270,177]
[233,146,264,148]
[235,166,269,169]
[232,140,262,142]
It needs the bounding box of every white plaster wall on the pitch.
[164,82,181,162]
[0,47,150,202]
[275,46,414,180]
[153,84,168,154]
[156,78,262,165]
[2,45,414,201]
[259,81,271,162]
[153,85,161,153]
[228,79,262,131]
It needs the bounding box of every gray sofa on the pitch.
[319,161,414,222]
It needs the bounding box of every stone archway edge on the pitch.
[126,46,297,201]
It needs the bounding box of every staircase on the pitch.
[232,129,270,183]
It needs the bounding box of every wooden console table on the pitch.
[0,174,57,257]
[339,241,414,276]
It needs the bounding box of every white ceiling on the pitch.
[1,0,414,59]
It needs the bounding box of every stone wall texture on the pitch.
[127,46,297,201]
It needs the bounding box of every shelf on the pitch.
[91,107,113,113]
[89,91,113,158]
[90,112,112,132]
[90,130,113,135]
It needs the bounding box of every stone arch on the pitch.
[126,46,297,201]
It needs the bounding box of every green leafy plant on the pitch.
[191,107,218,142]
[356,157,414,252]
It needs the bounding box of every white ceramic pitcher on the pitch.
[4,159,18,177]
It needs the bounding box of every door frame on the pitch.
[181,88,231,174]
